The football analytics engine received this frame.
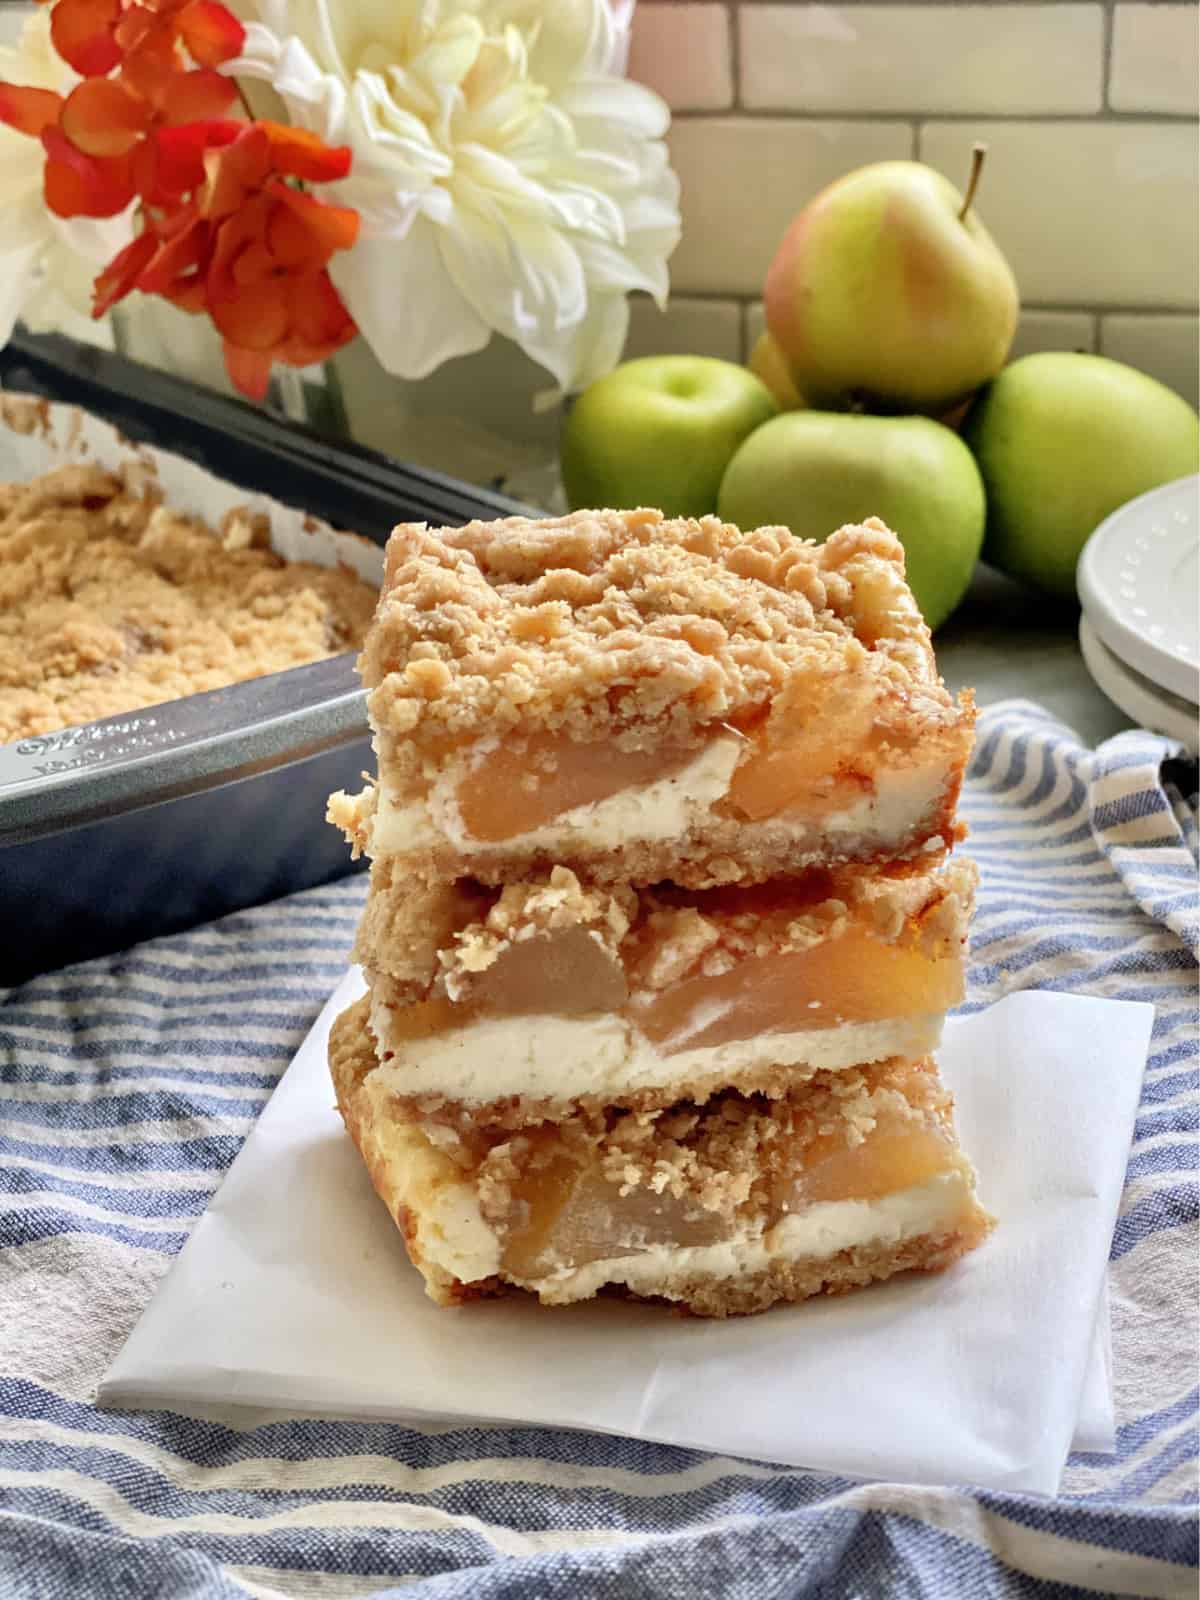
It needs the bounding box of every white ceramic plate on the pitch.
[1080,614,1199,751]
[1077,475,1199,704]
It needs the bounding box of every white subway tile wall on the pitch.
[1110,4,1200,114]
[1100,313,1200,408]
[628,0,1199,402]
[739,5,1104,116]
[920,120,1198,307]
[627,2,734,110]
[669,117,913,293]
[624,294,744,363]
[1007,311,1098,361]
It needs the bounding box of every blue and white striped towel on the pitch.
[1,700,1196,1598]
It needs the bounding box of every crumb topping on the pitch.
[438,866,636,1001]
[465,1058,951,1236]
[351,856,491,983]
[361,510,955,769]
[0,463,377,745]
[354,857,976,996]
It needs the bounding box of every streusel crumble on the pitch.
[0,463,377,746]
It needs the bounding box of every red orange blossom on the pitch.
[0,0,360,400]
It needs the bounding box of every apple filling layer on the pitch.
[488,1059,970,1285]
[451,694,929,845]
[359,717,966,879]
[333,1013,993,1314]
[364,861,976,1119]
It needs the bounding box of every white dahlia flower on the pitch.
[228,0,680,389]
[0,10,133,346]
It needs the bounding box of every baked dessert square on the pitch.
[326,504,990,1320]
[351,858,977,1127]
[330,994,993,1317]
[330,509,974,888]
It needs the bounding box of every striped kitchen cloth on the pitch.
[0,699,1196,1599]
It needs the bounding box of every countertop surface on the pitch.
[936,564,1131,749]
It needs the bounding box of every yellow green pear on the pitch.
[717,411,985,630]
[965,352,1200,600]
[764,150,1018,414]
[747,329,805,411]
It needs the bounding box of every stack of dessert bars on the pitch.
[328,509,992,1318]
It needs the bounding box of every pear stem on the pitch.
[958,143,987,222]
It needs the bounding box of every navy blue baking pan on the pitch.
[0,330,525,986]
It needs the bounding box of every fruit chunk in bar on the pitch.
[329,509,975,888]
[353,859,977,1125]
[330,996,993,1317]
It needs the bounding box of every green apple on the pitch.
[717,411,985,630]
[965,352,1200,600]
[764,149,1018,414]
[747,329,805,411]
[561,355,777,518]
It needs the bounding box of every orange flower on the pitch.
[0,83,63,136]
[0,0,242,216]
[44,0,243,80]
[42,123,135,216]
[5,1,360,400]
[98,123,358,399]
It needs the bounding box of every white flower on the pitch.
[228,0,680,390]
[0,11,134,346]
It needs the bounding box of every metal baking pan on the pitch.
[0,330,524,986]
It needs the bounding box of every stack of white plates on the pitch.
[1077,475,1199,752]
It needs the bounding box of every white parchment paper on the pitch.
[101,980,1151,1495]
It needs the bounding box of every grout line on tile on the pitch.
[730,0,1123,7]
[669,108,1196,125]
[728,1,741,113]
[661,292,1199,319]
[1056,303,1200,318]
[1101,0,1115,114]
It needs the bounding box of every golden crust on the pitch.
[620,1215,993,1318]
[379,1219,992,1317]
[329,993,376,1106]
[360,510,965,780]
[329,995,503,1304]
[349,857,494,985]
[0,463,376,745]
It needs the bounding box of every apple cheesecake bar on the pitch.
[330,994,992,1316]
[329,509,974,888]
[351,858,977,1128]
[328,504,990,1318]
